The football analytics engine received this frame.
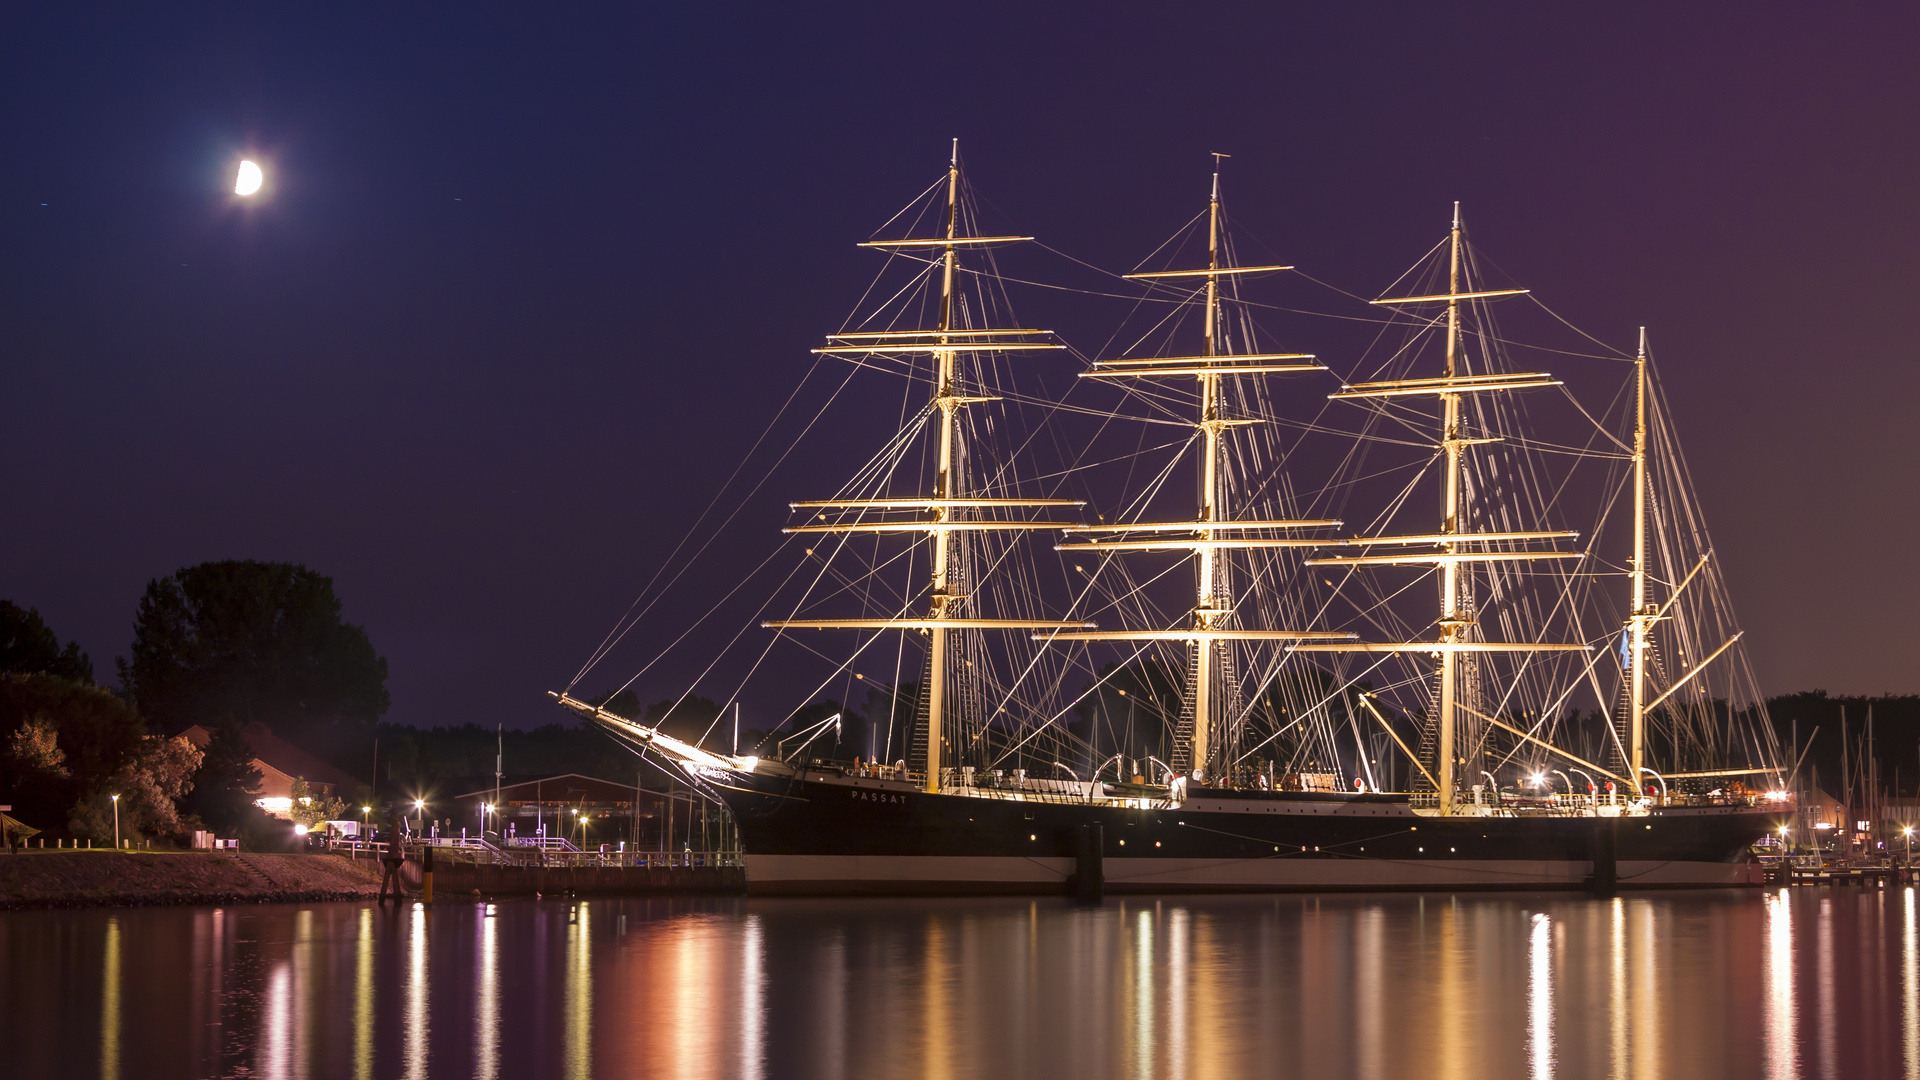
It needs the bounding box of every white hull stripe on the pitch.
[743,854,1758,891]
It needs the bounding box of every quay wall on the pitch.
[0,851,383,910]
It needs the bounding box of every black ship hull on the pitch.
[712,767,1783,896]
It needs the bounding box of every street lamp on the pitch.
[414,799,425,838]
[1904,826,1913,866]
[111,794,120,850]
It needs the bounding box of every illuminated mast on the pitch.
[1305,204,1587,814]
[764,141,1089,793]
[1628,328,1649,787]
[1054,155,1354,783]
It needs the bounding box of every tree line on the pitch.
[1,560,388,845]
[7,560,1914,852]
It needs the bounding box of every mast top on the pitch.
[1638,326,1648,359]
[1452,200,1462,230]
[1211,152,1230,201]
[951,138,959,168]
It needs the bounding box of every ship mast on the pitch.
[1305,204,1591,814]
[1436,202,1464,815]
[1052,156,1356,784]
[1627,327,1649,787]
[1192,154,1227,776]
[926,140,963,794]
[762,143,1090,794]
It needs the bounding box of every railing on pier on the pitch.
[502,836,580,853]
[325,836,739,869]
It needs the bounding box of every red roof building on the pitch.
[180,722,361,819]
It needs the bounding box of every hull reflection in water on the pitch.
[1,890,1915,1079]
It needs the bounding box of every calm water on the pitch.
[2,888,1914,1079]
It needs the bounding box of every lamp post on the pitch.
[111,794,120,850]
[1904,826,1913,867]
[414,799,425,839]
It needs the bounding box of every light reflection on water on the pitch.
[1906,887,1918,1080]
[1,887,1915,1079]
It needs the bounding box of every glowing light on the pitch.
[1778,825,1790,836]
[293,824,309,837]
[1528,773,1546,788]
[414,800,425,810]
[257,797,294,813]
[1528,913,1554,1077]
[235,160,262,195]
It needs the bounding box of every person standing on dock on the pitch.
[377,813,408,902]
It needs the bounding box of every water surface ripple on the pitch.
[2,887,1914,1079]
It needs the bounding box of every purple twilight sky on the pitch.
[2,5,1916,730]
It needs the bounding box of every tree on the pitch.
[5,717,68,779]
[287,777,348,829]
[1,600,93,682]
[185,719,265,832]
[68,734,203,842]
[121,561,390,739]
[0,672,147,821]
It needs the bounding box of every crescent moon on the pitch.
[235,160,263,196]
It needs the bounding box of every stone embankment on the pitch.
[0,851,384,910]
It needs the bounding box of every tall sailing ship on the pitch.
[554,147,1788,894]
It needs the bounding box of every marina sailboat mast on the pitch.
[1056,156,1352,782]
[764,141,1087,794]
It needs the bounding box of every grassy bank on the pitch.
[0,851,383,910]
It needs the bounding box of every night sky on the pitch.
[3,5,1916,733]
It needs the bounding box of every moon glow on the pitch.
[235,160,263,196]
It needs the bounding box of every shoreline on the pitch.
[0,850,383,911]
[0,849,746,910]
